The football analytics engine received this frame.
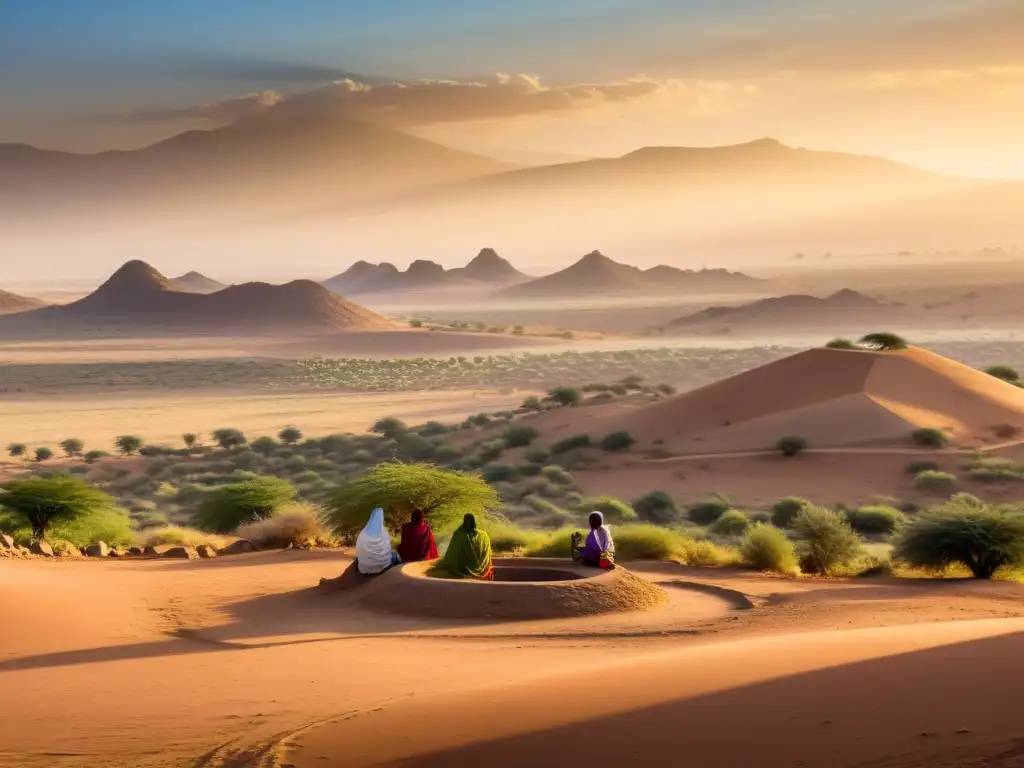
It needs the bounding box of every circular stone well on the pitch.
[354,557,667,621]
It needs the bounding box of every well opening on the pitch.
[491,566,584,583]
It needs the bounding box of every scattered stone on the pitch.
[196,544,218,559]
[30,540,55,557]
[109,546,128,558]
[163,546,199,560]
[59,541,82,558]
[85,541,110,558]
[219,539,257,556]
[17,546,31,556]
[129,546,145,556]
[143,546,159,557]
[0,534,14,549]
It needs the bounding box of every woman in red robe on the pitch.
[396,509,439,562]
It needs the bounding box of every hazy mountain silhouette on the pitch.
[498,251,762,299]
[0,260,389,338]
[170,272,229,294]
[449,248,528,283]
[0,288,47,315]
[324,249,528,296]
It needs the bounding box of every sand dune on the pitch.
[0,288,47,316]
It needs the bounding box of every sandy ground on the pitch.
[2,552,1024,768]
[0,388,529,451]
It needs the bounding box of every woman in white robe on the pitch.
[356,507,400,575]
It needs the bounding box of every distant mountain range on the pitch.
[0,288,47,315]
[324,248,528,296]
[497,251,763,300]
[170,272,229,294]
[0,261,389,338]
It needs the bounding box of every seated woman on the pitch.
[573,511,616,569]
[355,507,400,575]
[443,513,493,580]
[396,508,439,563]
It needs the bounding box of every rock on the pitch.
[85,541,110,558]
[143,546,159,557]
[219,539,257,556]
[17,546,31,556]
[109,546,128,558]
[30,540,55,557]
[163,546,199,560]
[0,533,14,549]
[196,544,218,559]
[129,546,145,556]
[59,541,82,558]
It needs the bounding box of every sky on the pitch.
[2,0,1023,176]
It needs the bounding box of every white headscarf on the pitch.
[588,511,615,555]
[356,507,394,575]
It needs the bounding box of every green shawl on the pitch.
[444,525,493,579]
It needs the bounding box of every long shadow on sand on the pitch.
[328,629,1024,768]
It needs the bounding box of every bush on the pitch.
[193,476,297,533]
[371,417,408,439]
[525,447,550,464]
[914,470,956,493]
[632,491,679,524]
[825,338,857,350]
[323,461,500,535]
[859,332,908,351]
[968,456,1024,483]
[895,494,1024,578]
[6,443,27,459]
[417,421,450,437]
[115,435,144,456]
[250,436,279,456]
[49,506,134,548]
[791,505,862,575]
[34,447,54,462]
[985,365,1020,384]
[521,396,544,412]
[236,504,333,549]
[397,433,435,461]
[741,523,799,575]
[770,497,810,528]
[577,495,638,525]
[688,497,731,525]
[711,509,751,537]
[905,460,940,475]
[546,387,583,407]
[776,436,807,457]
[655,383,677,396]
[502,424,539,448]
[60,438,84,458]
[182,433,200,449]
[849,505,906,535]
[911,428,948,448]
[478,439,506,463]
[540,465,575,486]
[84,450,109,464]
[600,431,636,452]
[483,463,519,483]
[212,428,248,450]
[481,521,549,553]
[0,475,119,540]
[551,434,591,454]
[138,525,229,551]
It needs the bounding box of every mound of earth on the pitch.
[578,347,1024,453]
[0,260,391,337]
[0,288,47,315]
[169,271,228,294]
[348,558,666,621]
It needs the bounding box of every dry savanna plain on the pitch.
[5,254,1024,768]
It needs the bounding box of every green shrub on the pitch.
[540,465,575,486]
[6,443,27,459]
[324,461,500,535]
[60,438,84,458]
[914,470,956,493]
[115,435,144,456]
[517,462,542,477]
[688,497,731,525]
[49,506,134,548]
[770,497,810,528]
[967,456,1024,483]
[525,448,550,464]
[278,426,303,445]
[551,435,591,454]
[482,521,549,553]
[600,431,636,452]
[776,435,808,457]
[911,428,948,448]
[632,491,679,524]
[859,332,908,351]
[577,495,638,524]
[985,365,1020,384]
[417,421,450,437]
[546,387,583,407]
[84,450,109,464]
[34,447,54,462]
[849,505,906,535]
[502,424,539,448]
[0,475,118,540]
[371,417,408,439]
[711,509,752,537]
[478,439,506,463]
[521,396,544,412]
[656,383,677,396]
[791,505,862,575]
[741,523,799,575]
[483,464,519,483]
[193,476,297,533]
[825,338,857,350]
[250,437,279,455]
[351,449,373,463]
[138,525,228,551]
[211,428,248,450]
[895,493,1024,578]
[397,433,435,461]
[905,460,940,475]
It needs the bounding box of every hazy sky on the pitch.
[2,0,1023,176]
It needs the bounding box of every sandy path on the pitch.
[0,388,528,448]
[2,554,1023,768]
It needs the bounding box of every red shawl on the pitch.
[397,510,439,562]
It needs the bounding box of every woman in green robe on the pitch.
[444,513,493,579]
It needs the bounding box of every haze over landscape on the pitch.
[3,3,1024,768]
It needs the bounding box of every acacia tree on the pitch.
[985,365,1020,385]
[212,428,248,450]
[182,433,200,449]
[324,461,500,535]
[278,426,303,445]
[34,447,54,463]
[60,438,84,458]
[859,332,908,351]
[193,476,297,533]
[0,476,116,540]
[6,443,27,459]
[115,435,144,456]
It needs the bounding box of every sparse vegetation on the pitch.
[600,431,636,452]
[985,365,1020,384]
[182,433,200,449]
[34,447,54,463]
[212,428,248,450]
[235,504,333,549]
[741,523,799,575]
[546,386,583,407]
[0,475,119,540]
[848,506,906,535]
[115,435,144,456]
[825,338,857,350]
[776,435,807,457]
[914,470,957,493]
[60,438,84,458]
[895,494,1024,579]
[688,497,731,525]
[577,495,637,524]
[632,491,678,525]
[770,497,810,528]
[859,332,909,351]
[193,476,297,533]
[502,424,539,448]
[711,509,752,537]
[791,505,863,575]
[551,435,591,454]
[967,456,1024,483]
[911,428,948,448]
[278,426,303,445]
[905,460,940,475]
[371,417,408,439]
[6,443,27,459]
[138,525,229,551]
